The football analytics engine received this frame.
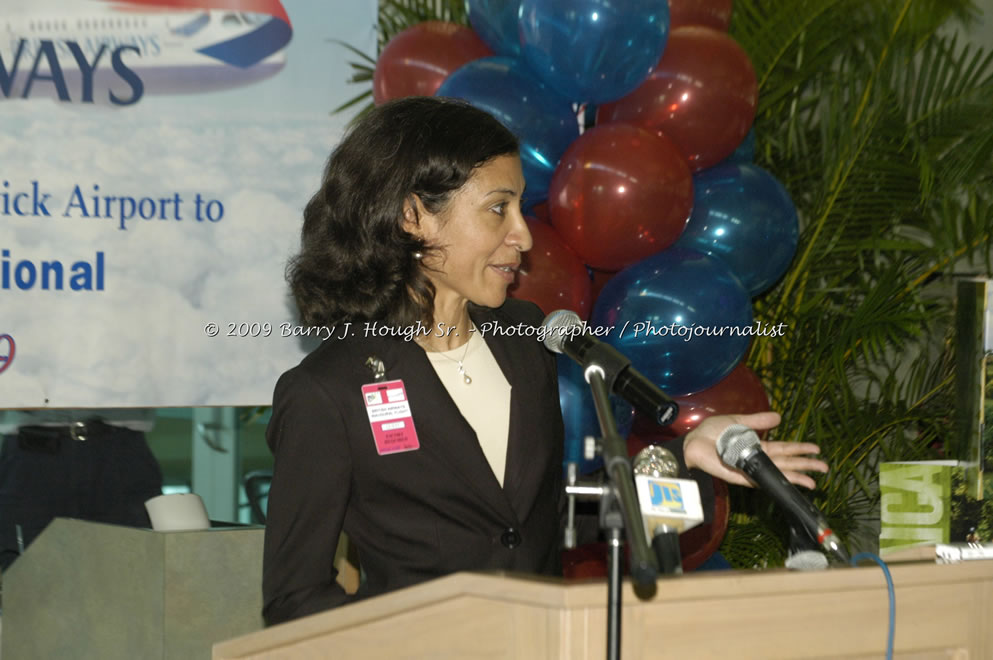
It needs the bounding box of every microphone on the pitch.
[785,550,829,571]
[785,524,829,571]
[542,310,678,426]
[632,445,704,574]
[716,424,849,563]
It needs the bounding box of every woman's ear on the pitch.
[402,195,423,236]
[403,194,440,242]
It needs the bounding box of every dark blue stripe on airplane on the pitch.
[196,17,291,69]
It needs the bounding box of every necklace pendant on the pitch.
[463,373,472,385]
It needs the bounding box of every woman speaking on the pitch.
[262,96,826,625]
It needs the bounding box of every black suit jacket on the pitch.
[262,299,565,625]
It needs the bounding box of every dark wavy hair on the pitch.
[288,96,520,327]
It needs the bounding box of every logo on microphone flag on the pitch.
[635,474,705,533]
[649,479,686,513]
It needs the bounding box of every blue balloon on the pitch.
[676,163,799,296]
[727,128,756,163]
[437,56,579,205]
[558,354,633,474]
[467,0,522,57]
[519,0,669,103]
[592,247,753,396]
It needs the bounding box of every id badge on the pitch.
[361,379,420,455]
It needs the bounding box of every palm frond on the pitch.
[731,0,993,559]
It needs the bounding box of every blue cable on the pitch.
[851,552,895,660]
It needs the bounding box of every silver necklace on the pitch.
[437,339,472,385]
[430,327,475,385]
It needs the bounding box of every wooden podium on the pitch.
[214,560,993,659]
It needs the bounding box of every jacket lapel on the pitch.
[471,307,551,524]
[380,332,517,523]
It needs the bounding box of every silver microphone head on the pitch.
[716,424,761,469]
[541,309,582,354]
[632,444,680,478]
[785,550,829,571]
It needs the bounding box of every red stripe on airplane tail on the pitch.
[102,0,290,26]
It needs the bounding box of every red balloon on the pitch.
[509,219,593,319]
[632,362,770,438]
[589,267,617,303]
[668,0,734,31]
[373,22,492,103]
[529,201,551,224]
[597,27,758,171]
[548,123,693,271]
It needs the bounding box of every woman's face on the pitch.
[411,154,532,315]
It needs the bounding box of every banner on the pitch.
[879,460,993,554]
[0,0,377,406]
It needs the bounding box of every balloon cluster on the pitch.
[373,0,798,463]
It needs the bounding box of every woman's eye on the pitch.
[492,202,508,216]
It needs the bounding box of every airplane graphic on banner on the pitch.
[0,0,293,105]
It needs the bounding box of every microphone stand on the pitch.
[566,366,658,660]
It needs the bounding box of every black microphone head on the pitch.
[541,309,581,354]
[632,445,680,478]
[716,424,761,469]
